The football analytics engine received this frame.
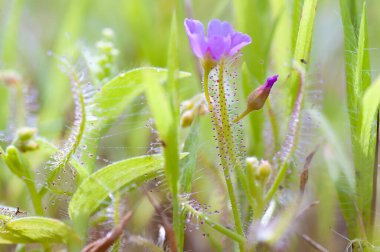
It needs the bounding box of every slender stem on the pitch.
[183,202,246,244]
[214,61,256,210]
[24,179,44,215]
[208,60,247,251]
[264,162,288,205]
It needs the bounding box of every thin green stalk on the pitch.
[214,60,255,208]
[183,202,246,244]
[24,179,43,216]
[264,162,289,205]
[208,59,256,251]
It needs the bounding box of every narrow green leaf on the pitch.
[291,0,304,53]
[360,76,380,154]
[0,217,79,244]
[287,0,317,115]
[341,2,373,234]
[68,153,188,220]
[166,12,182,250]
[293,0,317,64]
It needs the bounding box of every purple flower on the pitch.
[184,18,251,62]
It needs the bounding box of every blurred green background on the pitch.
[1,0,380,251]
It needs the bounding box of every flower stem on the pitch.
[206,60,253,251]
[216,61,256,210]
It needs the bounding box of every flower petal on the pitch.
[207,19,223,37]
[184,18,207,58]
[207,35,226,61]
[227,33,252,57]
[264,75,279,89]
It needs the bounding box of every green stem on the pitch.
[215,61,256,210]
[208,60,249,251]
[264,162,288,205]
[24,179,43,215]
[183,202,246,244]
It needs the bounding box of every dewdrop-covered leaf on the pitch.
[0,217,79,244]
[69,153,188,220]
[360,75,380,154]
[40,70,88,197]
[94,67,190,129]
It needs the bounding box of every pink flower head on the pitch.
[184,18,251,62]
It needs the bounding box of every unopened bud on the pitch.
[16,127,37,141]
[198,102,208,115]
[14,127,39,152]
[4,146,24,178]
[234,75,278,122]
[180,110,195,128]
[257,160,271,181]
[246,157,260,178]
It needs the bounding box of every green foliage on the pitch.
[339,1,376,238]
[1,0,380,251]
[69,153,187,220]
[0,217,79,244]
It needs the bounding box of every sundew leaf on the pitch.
[94,67,190,131]
[82,67,189,174]
[0,217,79,244]
[68,153,188,220]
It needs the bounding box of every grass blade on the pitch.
[0,217,79,244]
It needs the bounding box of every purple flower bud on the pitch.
[184,19,251,62]
[234,75,279,123]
